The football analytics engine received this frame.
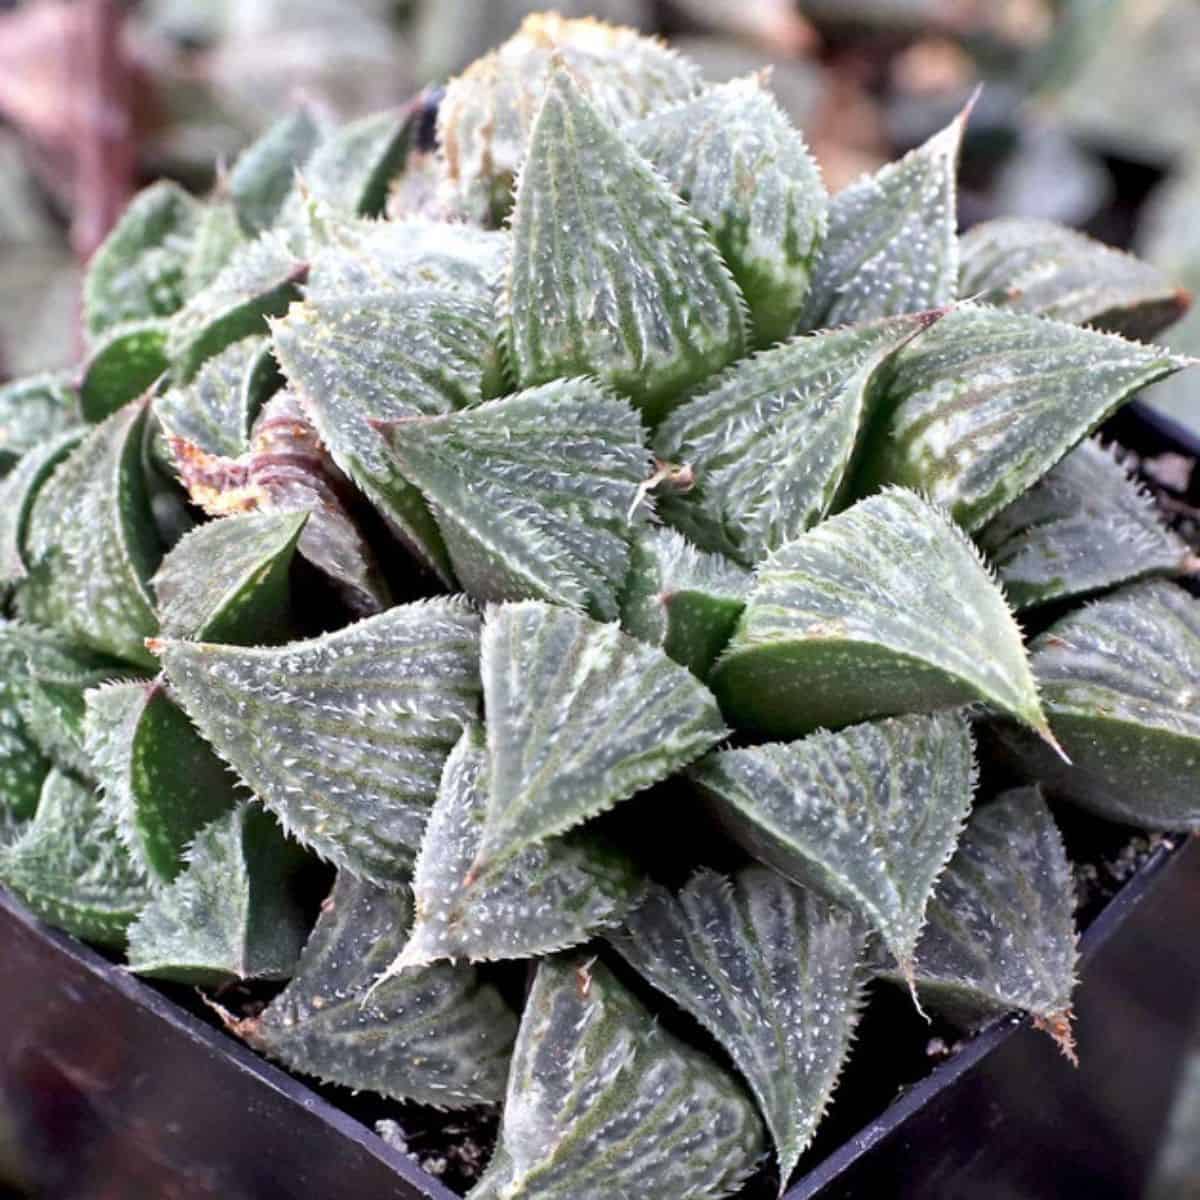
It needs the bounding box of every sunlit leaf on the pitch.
[230,107,323,236]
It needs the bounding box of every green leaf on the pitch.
[0,767,151,947]
[691,711,975,977]
[0,429,85,586]
[19,400,162,669]
[506,66,746,425]
[876,787,1078,1058]
[393,724,644,968]
[241,871,517,1107]
[0,625,50,846]
[79,319,169,422]
[630,76,826,347]
[654,311,943,566]
[711,489,1047,738]
[152,599,483,887]
[998,581,1200,831]
[610,868,866,1186]
[960,217,1191,340]
[167,235,307,383]
[470,602,725,879]
[83,181,202,338]
[799,104,966,330]
[273,288,503,583]
[619,526,749,678]
[230,107,323,236]
[0,372,81,475]
[182,202,246,295]
[154,336,272,458]
[82,681,240,882]
[977,439,1197,610]
[126,803,308,986]
[153,511,306,644]
[470,953,764,1200]
[857,304,1191,531]
[438,11,700,225]
[374,380,650,619]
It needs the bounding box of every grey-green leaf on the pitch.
[799,104,966,330]
[183,202,246,295]
[374,380,650,619]
[394,724,644,968]
[126,803,308,986]
[0,767,152,947]
[153,599,483,886]
[857,304,1191,531]
[79,319,169,422]
[960,217,1190,341]
[611,868,866,1186]
[472,602,726,878]
[0,372,81,475]
[470,953,764,1200]
[630,75,826,347]
[230,107,323,236]
[654,311,942,565]
[83,681,240,881]
[977,439,1196,610]
[876,787,1078,1057]
[998,581,1200,830]
[619,526,749,678]
[506,66,746,425]
[153,511,306,644]
[242,871,516,1107]
[693,711,974,975]
[83,182,202,337]
[0,626,50,846]
[711,488,1047,738]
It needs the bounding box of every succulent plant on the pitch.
[1,13,1199,1199]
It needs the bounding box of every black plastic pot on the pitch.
[2,401,1199,1200]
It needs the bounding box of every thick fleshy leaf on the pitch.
[470,953,764,1200]
[126,803,308,986]
[0,372,81,475]
[693,712,974,976]
[977,439,1196,610]
[152,599,483,886]
[230,107,323,236]
[374,381,650,619]
[654,311,942,565]
[82,681,240,882]
[0,429,85,585]
[998,581,1200,830]
[154,336,272,458]
[19,401,162,669]
[506,66,746,424]
[438,11,700,224]
[876,787,1078,1057]
[711,489,1046,738]
[960,217,1190,340]
[78,319,169,422]
[183,203,246,295]
[630,76,826,346]
[799,104,966,330]
[167,235,307,382]
[619,526,749,678]
[0,625,50,846]
[394,725,644,968]
[240,871,517,1107]
[471,602,726,878]
[611,868,866,1186]
[0,768,152,947]
[153,511,306,644]
[858,305,1191,531]
[273,288,503,583]
[83,181,201,338]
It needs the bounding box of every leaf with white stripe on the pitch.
[241,871,517,1107]
[0,430,85,586]
[0,626,50,846]
[611,868,865,1187]
[711,489,1047,739]
[152,599,482,886]
[0,372,81,476]
[469,953,764,1200]
[506,66,746,424]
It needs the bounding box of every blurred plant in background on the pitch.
[0,0,1197,429]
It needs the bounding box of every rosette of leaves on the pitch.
[0,14,1198,1199]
